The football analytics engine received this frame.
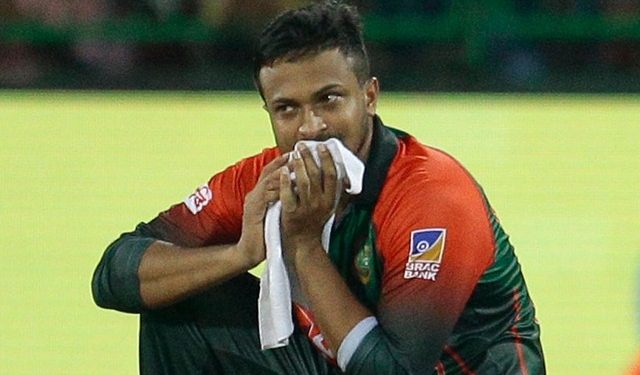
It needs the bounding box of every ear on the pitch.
[364,77,379,116]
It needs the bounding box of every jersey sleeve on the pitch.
[91,149,279,313]
[346,148,496,374]
[146,161,250,247]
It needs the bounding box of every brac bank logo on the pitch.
[404,228,446,281]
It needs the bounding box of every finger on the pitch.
[257,154,288,198]
[259,153,289,181]
[264,189,279,203]
[318,144,338,198]
[298,144,322,199]
[264,176,280,192]
[279,166,298,213]
[250,170,280,208]
[291,149,311,204]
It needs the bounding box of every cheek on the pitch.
[329,100,358,125]
[271,121,297,151]
[328,103,368,150]
[342,100,368,135]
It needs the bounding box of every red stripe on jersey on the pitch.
[435,361,446,375]
[443,345,476,375]
[293,303,337,365]
[512,288,522,321]
[511,289,529,375]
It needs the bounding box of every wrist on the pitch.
[283,233,322,254]
[233,241,261,270]
[291,240,327,266]
[292,237,323,253]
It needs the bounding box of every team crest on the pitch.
[354,240,373,285]
[184,184,212,214]
[404,228,446,281]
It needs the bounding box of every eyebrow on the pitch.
[270,83,344,106]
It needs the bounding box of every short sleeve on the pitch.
[354,147,496,373]
[146,148,280,247]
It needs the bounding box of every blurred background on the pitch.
[1,0,640,91]
[1,1,639,375]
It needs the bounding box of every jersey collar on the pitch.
[352,115,400,208]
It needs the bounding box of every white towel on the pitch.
[258,138,365,350]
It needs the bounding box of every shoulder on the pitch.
[377,134,484,218]
[371,134,494,266]
[225,146,281,176]
[202,146,281,218]
[214,146,281,189]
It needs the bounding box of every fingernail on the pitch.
[318,144,327,152]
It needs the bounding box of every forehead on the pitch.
[259,49,360,102]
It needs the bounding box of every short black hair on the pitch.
[253,1,370,94]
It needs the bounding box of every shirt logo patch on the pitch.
[354,240,373,285]
[184,184,212,215]
[404,228,446,281]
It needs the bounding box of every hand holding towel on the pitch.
[258,138,365,350]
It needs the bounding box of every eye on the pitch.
[320,93,343,109]
[276,105,290,112]
[324,93,340,103]
[274,104,296,115]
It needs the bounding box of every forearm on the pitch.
[138,240,252,309]
[92,226,256,313]
[293,243,372,353]
[292,245,418,374]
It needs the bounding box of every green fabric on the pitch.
[91,223,156,313]
[139,274,342,375]
[327,118,399,312]
[440,196,544,373]
[328,209,382,312]
[346,326,412,375]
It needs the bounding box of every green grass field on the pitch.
[1,91,638,374]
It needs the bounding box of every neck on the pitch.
[336,115,375,219]
[355,117,375,163]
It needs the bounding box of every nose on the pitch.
[298,107,327,138]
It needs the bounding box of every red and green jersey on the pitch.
[94,117,544,374]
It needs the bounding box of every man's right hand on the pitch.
[237,153,288,268]
[135,153,288,309]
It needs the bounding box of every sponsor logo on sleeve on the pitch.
[403,228,446,281]
[183,184,213,215]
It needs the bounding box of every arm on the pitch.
[280,145,496,373]
[136,240,254,309]
[291,242,372,351]
[279,145,372,353]
[344,167,497,373]
[91,232,253,312]
[92,152,287,312]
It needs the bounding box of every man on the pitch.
[92,1,545,374]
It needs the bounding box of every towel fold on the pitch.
[258,138,365,350]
